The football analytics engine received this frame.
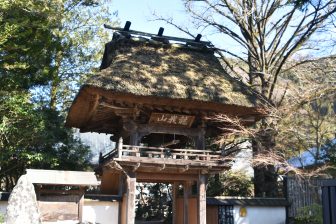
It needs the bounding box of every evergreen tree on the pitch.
[0,0,119,191]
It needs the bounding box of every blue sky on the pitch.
[108,0,336,57]
[111,0,190,37]
[108,0,244,53]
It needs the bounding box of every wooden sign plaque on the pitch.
[149,113,195,127]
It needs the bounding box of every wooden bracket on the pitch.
[158,163,166,171]
[179,165,190,173]
[132,163,141,172]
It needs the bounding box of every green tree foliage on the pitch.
[326,139,336,166]
[0,0,118,191]
[0,91,92,191]
[136,183,172,223]
[1,0,118,108]
[207,171,254,197]
[0,0,56,89]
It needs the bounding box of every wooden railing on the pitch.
[100,138,224,165]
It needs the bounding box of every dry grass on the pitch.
[85,37,263,108]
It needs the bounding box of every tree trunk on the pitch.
[252,128,278,197]
[49,50,62,109]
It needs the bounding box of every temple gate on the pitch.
[66,21,265,224]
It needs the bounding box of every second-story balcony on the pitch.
[99,138,229,172]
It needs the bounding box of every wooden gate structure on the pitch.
[322,180,336,224]
[66,21,266,224]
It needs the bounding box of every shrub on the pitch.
[0,214,4,223]
[294,203,323,224]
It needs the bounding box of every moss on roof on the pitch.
[85,37,262,108]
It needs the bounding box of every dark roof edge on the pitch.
[207,197,289,207]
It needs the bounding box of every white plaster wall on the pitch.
[0,201,8,217]
[234,206,286,224]
[83,200,119,224]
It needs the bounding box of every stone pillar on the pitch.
[125,172,136,224]
[198,175,207,224]
[6,175,41,224]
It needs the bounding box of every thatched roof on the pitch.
[84,36,262,108]
[66,34,266,133]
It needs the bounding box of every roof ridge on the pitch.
[104,21,214,48]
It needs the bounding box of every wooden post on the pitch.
[184,181,191,224]
[198,175,207,224]
[196,127,205,150]
[130,132,137,145]
[118,175,124,224]
[172,182,178,224]
[118,137,123,158]
[126,172,136,224]
[78,186,85,223]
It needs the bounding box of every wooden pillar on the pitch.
[184,181,191,224]
[125,172,136,224]
[118,175,124,224]
[130,131,139,145]
[198,175,207,224]
[172,182,178,224]
[196,127,205,150]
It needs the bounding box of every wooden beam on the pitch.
[136,172,198,182]
[159,140,180,148]
[89,88,265,118]
[123,21,131,31]
[100,102,133,110]
[157,27,164,36]
[84,94,100,126]
[37,189,81,195]
[195,34,202,42]
[104,24,212,46]
[137,124,202,137]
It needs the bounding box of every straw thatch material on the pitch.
[85,37,262,108]
[66,35,267,132]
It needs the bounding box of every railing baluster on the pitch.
[135,146,140,157]
[161,149,164,158]
[118,137,123,158]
